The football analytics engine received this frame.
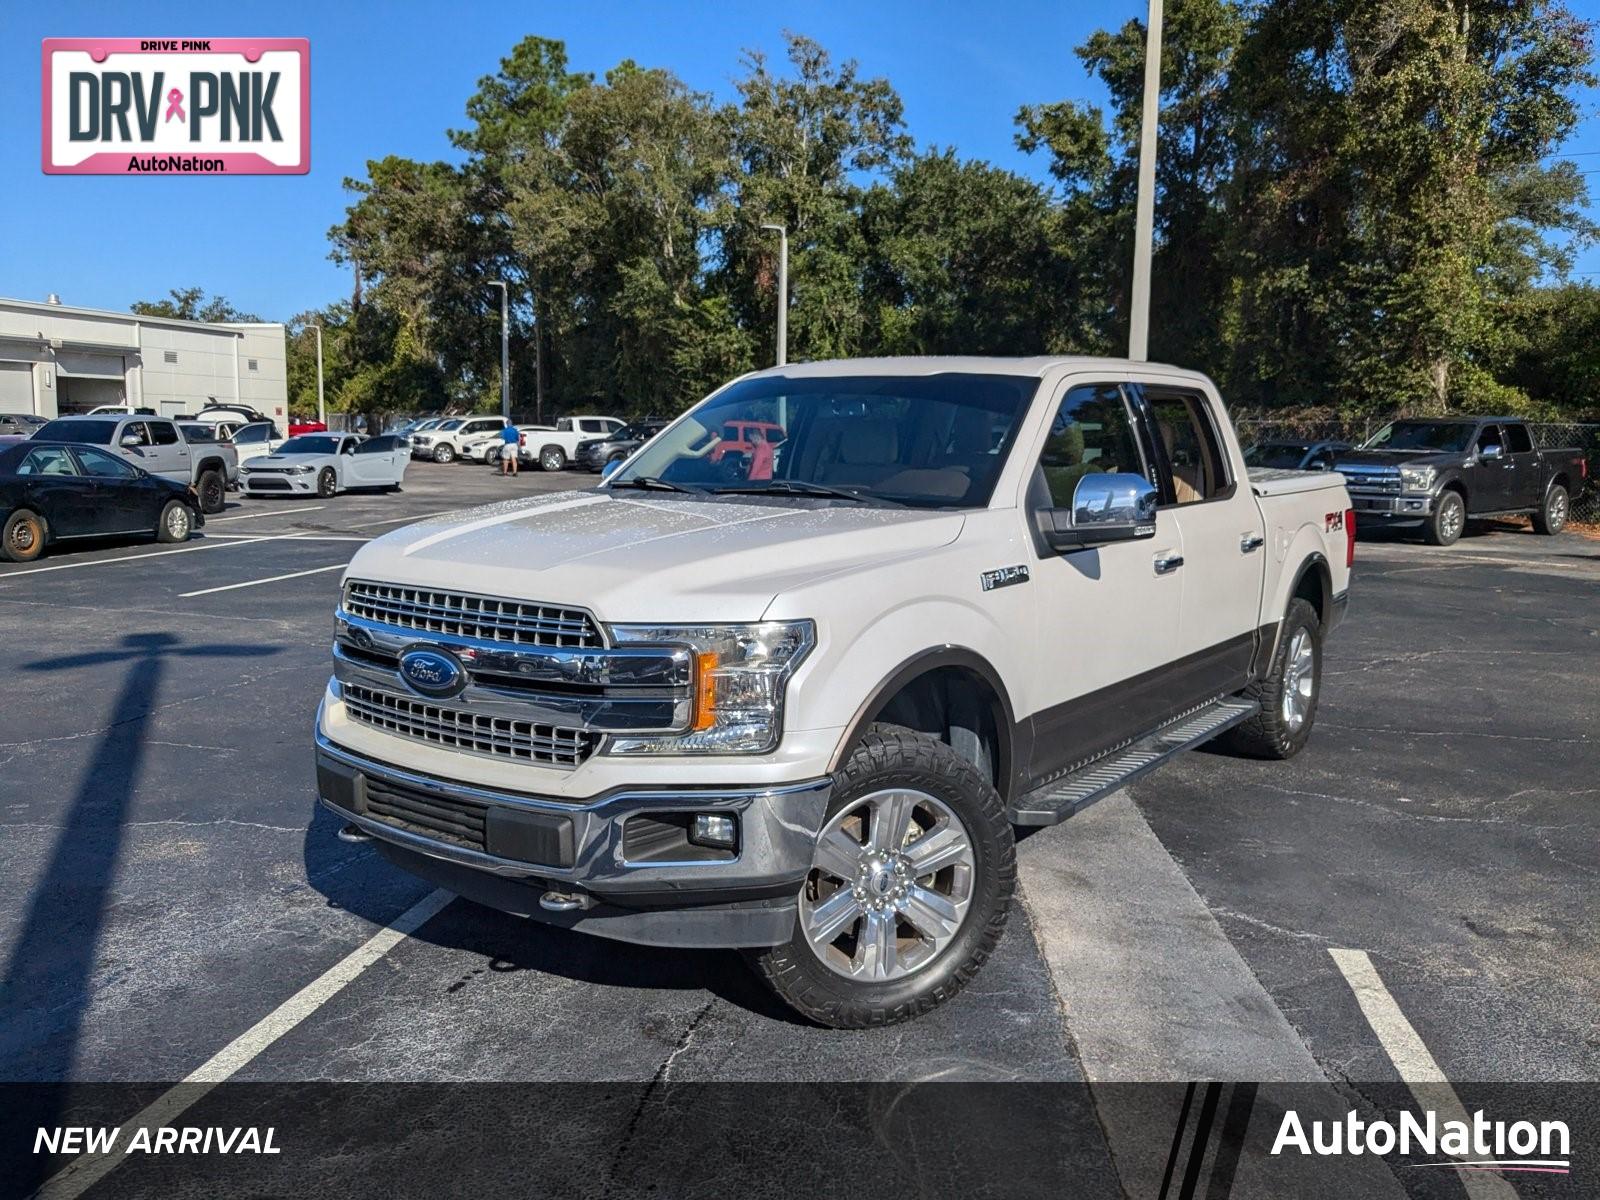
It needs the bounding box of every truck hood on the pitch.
[1333,449,1460,469]
[345,491,966,623]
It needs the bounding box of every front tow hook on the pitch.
[540,890,594,913]
[337,823,373,844]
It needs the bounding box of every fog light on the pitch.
[690,813,738,850]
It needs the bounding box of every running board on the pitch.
[1010,697,1260,827]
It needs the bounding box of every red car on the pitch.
[289,419,328,436]
[709,419,785,463]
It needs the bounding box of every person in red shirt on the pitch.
[746,426,776,481]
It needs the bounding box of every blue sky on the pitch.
[4,0,1599,321]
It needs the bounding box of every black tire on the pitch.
[539,445,566,471]
[197,469,225,514]
[317,467,338,498]
[1220,597,1322,760]
[433,443,456,464]
[1532,484,1568,536]
[155,500,193,544]
[1,508,47,562]
[1424,490,1465,546]
[749,723,1015,1028]
[485,446,502,466]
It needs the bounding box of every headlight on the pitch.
[238,466,251,475]
[1400,466,1436,492]
[604,621,815,755]
[292,463,317,474]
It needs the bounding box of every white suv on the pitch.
[409,416,507,463]
[316,357,1354,1027]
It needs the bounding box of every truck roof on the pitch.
[743,355,1206,381]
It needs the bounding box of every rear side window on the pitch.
[17,447,80,476]
[355,436,399,454]
[1505,424,1533,454]
[1147,390,1230,505]
[1038,385,1149,508]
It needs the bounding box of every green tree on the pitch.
[131,287,260,323]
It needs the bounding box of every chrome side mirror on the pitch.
[120,434,141,448]
[1479,443,1504,462]
[600,459,625,480]
[1038,472,1158,551]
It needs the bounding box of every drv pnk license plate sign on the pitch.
[42,39,310,175]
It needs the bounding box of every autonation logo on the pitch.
[1273,1108,1571,1176]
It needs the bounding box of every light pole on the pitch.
[1128,0,1164,362]
[309,323,326,425]
[488,280,510,419]
[760,223,788,366]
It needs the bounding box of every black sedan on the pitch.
[0,441,204,563]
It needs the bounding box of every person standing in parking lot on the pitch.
[500,420,520,476]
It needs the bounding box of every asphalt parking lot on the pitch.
[1,464,1595,1186]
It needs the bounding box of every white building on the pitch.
[0,296,288,424]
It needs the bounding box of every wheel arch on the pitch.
[829,647,1022,802]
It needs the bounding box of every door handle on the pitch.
[1154,554,1185,575]
[1240,534,1265,553]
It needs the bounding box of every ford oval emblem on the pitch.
[398,647,467,699]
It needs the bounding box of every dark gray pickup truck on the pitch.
[1335,417,1586,545]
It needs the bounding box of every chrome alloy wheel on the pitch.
[1438,495,1463,542]
[1549,490,1568,530]
[166,505,190,539]
[799,788,975,982]
[1281,626,1316,733]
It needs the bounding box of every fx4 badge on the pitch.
[1325,511,1345,532]
[980,565,1030,592]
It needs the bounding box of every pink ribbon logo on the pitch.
[164,88,185,123]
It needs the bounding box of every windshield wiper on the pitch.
[607,475,703,494]
[707,480,904,506]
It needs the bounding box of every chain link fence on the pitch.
[1234,415,1600,525]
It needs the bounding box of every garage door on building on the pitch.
[56,351,127,414]
[0,363,34,414]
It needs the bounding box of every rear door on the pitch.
[1502,422,1541,509]
[1137,381,1266,704]
[146,419,192,482]
[348,436,406,485]
[1465,423,1512,511]
[13,445,100,536]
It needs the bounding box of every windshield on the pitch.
[612,373,1039,508]
[35,419,117,444]
[436,418,464,432]
[1363,421,1475,453]
[1244,442,1310,469]
[276,435,339,455]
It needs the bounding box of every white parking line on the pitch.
[209,505,328,522]
[203,533,368,542]
[354,509,453,528]
[0,532,312,579]
[1328,949,1517,1200]
[32,889,453,1200]
[180,563,349,597]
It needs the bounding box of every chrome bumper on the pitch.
[315,729,830,908]
[1348,491,1433,518]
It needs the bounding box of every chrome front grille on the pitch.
[343,683,597,768]
[1339,467,1401,494]
[343,581,601,649]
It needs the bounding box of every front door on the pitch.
[1464,423,1512,512]
[348,436,405,486]
[1024,381,1183,783]
[146,419,192,482]
[71,445,156,531]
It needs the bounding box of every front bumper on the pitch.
[1348,491,1434,521]
[240,472,319,495]
[315,730,831,948]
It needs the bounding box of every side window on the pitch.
[1505,424,1533,455]
[122,421,152,446]
[556,418,574,432]
[1476,424,1504,455]
[1038,385,1148,508]
[74,446,139,479]
[235,424,266,444]
[18,447,80,476]
[1147,390,1230,505]
[150,421,180,446]
[356,436,397,454]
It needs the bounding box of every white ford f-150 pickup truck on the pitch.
[316,357,1353,1027]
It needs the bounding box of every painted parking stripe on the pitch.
[31,889,453,1200]
[0,532,313,579]
[1328,949,1517,1200]
[209,505,328,522]
[180,563,349,597]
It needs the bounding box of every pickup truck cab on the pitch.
[316,357,1353,1027]
[1336,417,1585,545]
[529,415,626,471]
[32,413,233,513]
